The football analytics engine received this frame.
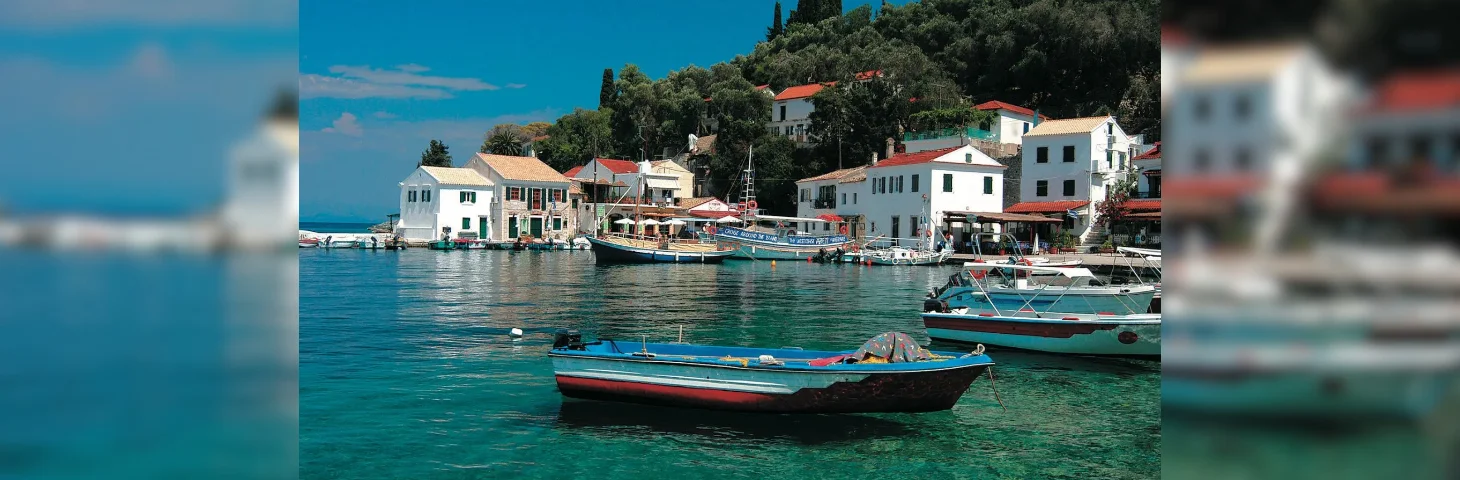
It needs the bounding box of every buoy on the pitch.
[771,260,777,266]
[806,256,812,263]
[509,328,523,338]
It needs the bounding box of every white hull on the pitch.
[922,312,1161,358]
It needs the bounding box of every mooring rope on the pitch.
[988,366,1007,412]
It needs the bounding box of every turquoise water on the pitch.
[300,221,376,233]
[301,250,1160,479]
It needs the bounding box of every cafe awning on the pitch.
[942,211,1061,223]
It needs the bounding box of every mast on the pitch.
[741,144,754,224]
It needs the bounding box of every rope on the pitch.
[987,366,1007,412]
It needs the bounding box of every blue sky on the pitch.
[301,0,906,223]
[0,0,297,215]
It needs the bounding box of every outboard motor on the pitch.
[923,292,945,313]
[552,329,584,350]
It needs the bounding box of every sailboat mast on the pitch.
[742,144,754,223]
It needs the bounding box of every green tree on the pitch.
[598,68,615,108]
[418,139,452,167]
[1095,169,1141,244]
[481,124,526,156]
[536,108,613,172]
[609,64,658,160]
[767,2,784,41]
[521,121,552,139]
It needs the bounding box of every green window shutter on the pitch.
[942,174,953,192]
[462,217,470,230]
[984,176,993,194]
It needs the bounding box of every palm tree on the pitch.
[484,130,524,156]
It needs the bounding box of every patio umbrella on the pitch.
[613,218,634,225]
[715,216,743,224]
[639,219,661,226]
[816,214,844,222]
[664,219,687,226]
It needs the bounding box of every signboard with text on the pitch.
[717,227,848,246]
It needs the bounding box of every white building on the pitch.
[1348,69,1460,170]
[1165,42,1353,253]
[221,107,299,249]
[396,166,495,240]
[1132,142,1162,198]
[567,158,683,206]
[795,145,1006,246]
[1010,116,1137,243]
[901,100,1043,155]
[464,153,577,241]
[767,71,880,144]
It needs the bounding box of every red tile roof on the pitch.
[868,146,1005,169]
[1366,69,1460,112]
[854,70,882,81]
[1164,176,1264,199]
[1006,200,1091,214]
[755,84,770,90]
[1124,199,1162,211]
[594,158,640,174]
[563,165,584,177]
[1133,142,1161,160]
[975,100,1049,120]
[774,83,829,101]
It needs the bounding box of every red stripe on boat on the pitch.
[924,316,1117,338]
[556,375,776,406]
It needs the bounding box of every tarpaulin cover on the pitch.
[851,332,933,363]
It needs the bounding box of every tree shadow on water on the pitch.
[553,400,918,446]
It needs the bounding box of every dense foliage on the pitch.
[526,0,1158,215]
[418,139,453,167]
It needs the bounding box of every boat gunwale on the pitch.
[922,311,1162,325]
[549,347,993,374]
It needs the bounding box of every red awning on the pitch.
[816,214,844,222]
[1005,200,1091,214]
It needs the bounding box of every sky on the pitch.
[0,0,298,215]
[300,0,907,223]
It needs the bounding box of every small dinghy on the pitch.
[549,330,994,413]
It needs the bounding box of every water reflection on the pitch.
[553,400,919,446]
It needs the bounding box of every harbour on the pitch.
[300,241,1160,478]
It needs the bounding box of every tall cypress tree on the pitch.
[766,2,784,41]
[418,139,453,167]
[598,68,615,109]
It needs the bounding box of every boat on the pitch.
[865,246,952,266]
[569,237,591,250]
[714,215,852,261]
[549,330,995,413]
[921,309,1160,359]
[322,238,358,249]
[298,238,320,248]
[588,234,733,263]
[1116,246,1161,313]
[454,239,489,250]
[384,237,407,250]
[933,263,1157,315]
[427,239,457,250]
[965,257,1084,268]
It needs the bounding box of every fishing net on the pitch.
[850,332,934,363]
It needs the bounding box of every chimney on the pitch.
[871,152,879,166]
[885,138,895,160]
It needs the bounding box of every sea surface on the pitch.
[300,221,376,234]
[300,249,1161,479]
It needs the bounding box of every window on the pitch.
[408,190,416,202]
[823,223,829,232]
[1107,123,1114,135]
[1063,179,1075,196]
[1023,122,1030,134]
[421,189,431,202]
[460,191,477,203]
[842,193,846,205]
[1194,149,1211,172]
[1235,94,1252,120]
[551,189,564,203]
[1235,147,1253,171]
[891,216,900,239]
[1195,96,1211,121]
[780,104,786,121]
[853,192,857,204]
[911,174,919,192]
[1062,146,1075,162]
[462,217,471,230]
[897,176,904,193]
[942,174,953,192]
[1036,147,1048,163]
[508,187,521,201]
[800,188,808,202]
[796,124,804,135]
[572,198,579,208]
[530,188,542,210]
[980,120,991,131]
[1036,180,1048,197]
[552,216,562,231]
[1106,149,1113,169]
[984,176,993,194]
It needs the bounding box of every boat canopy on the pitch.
[965,263,1097,278]
[753,214,835,223]
[850,332,934,363]
[1117,246,1161,258]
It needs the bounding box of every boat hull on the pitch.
[550,346,991,413]
[426,240,456,250]
[868,251,952,266]
[588,237,731,264]
[713,228,851,261]
[922,312,1161,359]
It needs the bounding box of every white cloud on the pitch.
[300,64,522,100]
[321,112,362,136]
[326,65,498,91]
[372,111,397,119]
[298,74,451,99]
[0,0,296,30]
[125,42,174,81]
[301,109,561,159]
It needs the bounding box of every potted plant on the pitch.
[1098,239,1115,254]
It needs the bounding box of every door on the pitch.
[530,217,543,238]
[479,216,488,239]
[508,216,519,238]
[891,216,900,245]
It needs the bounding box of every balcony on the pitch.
[1131,190,1161,199]
[813,198,836,209]
[903,126,997,143]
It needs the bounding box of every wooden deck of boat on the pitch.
[600,236,720,252]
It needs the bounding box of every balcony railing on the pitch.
[1130,190,1161,199]
[902,126,997,143]
[813,198,835,209]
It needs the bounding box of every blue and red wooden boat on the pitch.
[548,330,995,413]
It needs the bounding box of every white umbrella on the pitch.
[639,219,661,226]
[613,218,634,225]
[716,216,743,224]
[664,219,687,226]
